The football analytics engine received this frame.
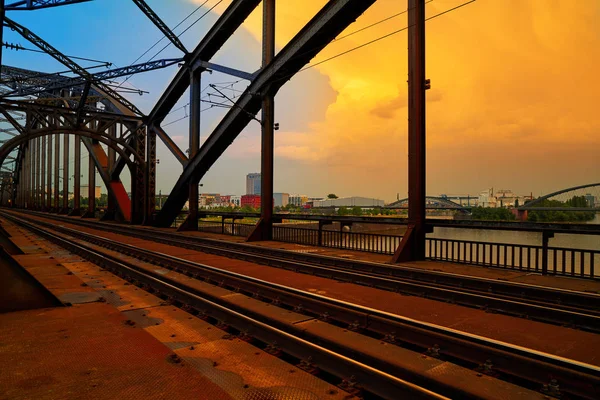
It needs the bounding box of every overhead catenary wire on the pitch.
[159,1,475,129]
[332,0,433,43]
[116,0,222,90]
[295,0,477,76]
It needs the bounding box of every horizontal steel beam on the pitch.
[4,0,92,10]
[519,207,600,212]
[155,0,377,227]
[0,99,143,122]
[2,58,182,98]
[195,60,256,81]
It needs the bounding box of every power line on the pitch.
[155,2,476,132]
[116,0,220,90]
[333,0,433,43]
[146,0,224,63]
[1,42,111,65]
[295,0,477,76]
[128,1,209,67]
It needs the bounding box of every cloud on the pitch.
[193,0,600,200]
[371,88,443,119]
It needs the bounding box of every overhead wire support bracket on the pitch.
[131,0,188,55]
[193,60,256,81]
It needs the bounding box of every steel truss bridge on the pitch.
[385,196,471,213]
[517,183,600,212]
[0,0,389,227]
[0,0,594,262]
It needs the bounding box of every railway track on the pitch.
[7,209,600,333]
[3,211,600,399]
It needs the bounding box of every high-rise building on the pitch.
[246,173,261,195]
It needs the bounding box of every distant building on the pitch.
[478,189,497,208]
[246,173,261,195]
[495,189,521,207]
[230,195,241,207]
[312,196,384,208]
[219,195,231,205]
[80,185,101,199]
[289,194,308,207]
[585,193,596,207]
[199,193,221,207]
[273,192,289,207]
[241,194,261,209]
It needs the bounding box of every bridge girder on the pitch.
[386,196,471,213]
[154,0,378,227]
[518,183,600,210]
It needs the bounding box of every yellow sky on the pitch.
[198,0,600,199]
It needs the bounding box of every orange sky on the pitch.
[194,0,600,200]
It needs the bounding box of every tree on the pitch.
[351,206,362,216]
[327,193,338,199]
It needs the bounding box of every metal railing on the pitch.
[273,225,402,255]
[185,212,600,280]
[427,238,599,279]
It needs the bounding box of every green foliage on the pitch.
[337,206,350,216]
[351,206,362,216]
[527,195,595,222]
[327,193,338,199]
[471,207,516,221]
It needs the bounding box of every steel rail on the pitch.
[3,210,600,400]
[0,212,447,400]
[19,210,600,332]
[9,209,600,327]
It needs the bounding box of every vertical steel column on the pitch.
[28,142,32,208]
[46,134,52,209]
[0,2,4,69]
[30,138,34,208]
[53,133,60,210]
[32,137,37,208]
[61,134,69,213]
[69,136,81,216]
[24,143,29,208]
[36,137,41,208]
[248,0,275,242]
[41,136,46,210]
[131,124,146,224]
[392,0,427,262]
[144,126,157,225]
[178,69,201,231]
[83,148,96,218]
[103,124,117,220]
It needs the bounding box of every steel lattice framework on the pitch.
[386,196,471,213]
[0,0,438,261]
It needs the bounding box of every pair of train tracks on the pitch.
[9,209,600,333]
[3,210,600,399]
